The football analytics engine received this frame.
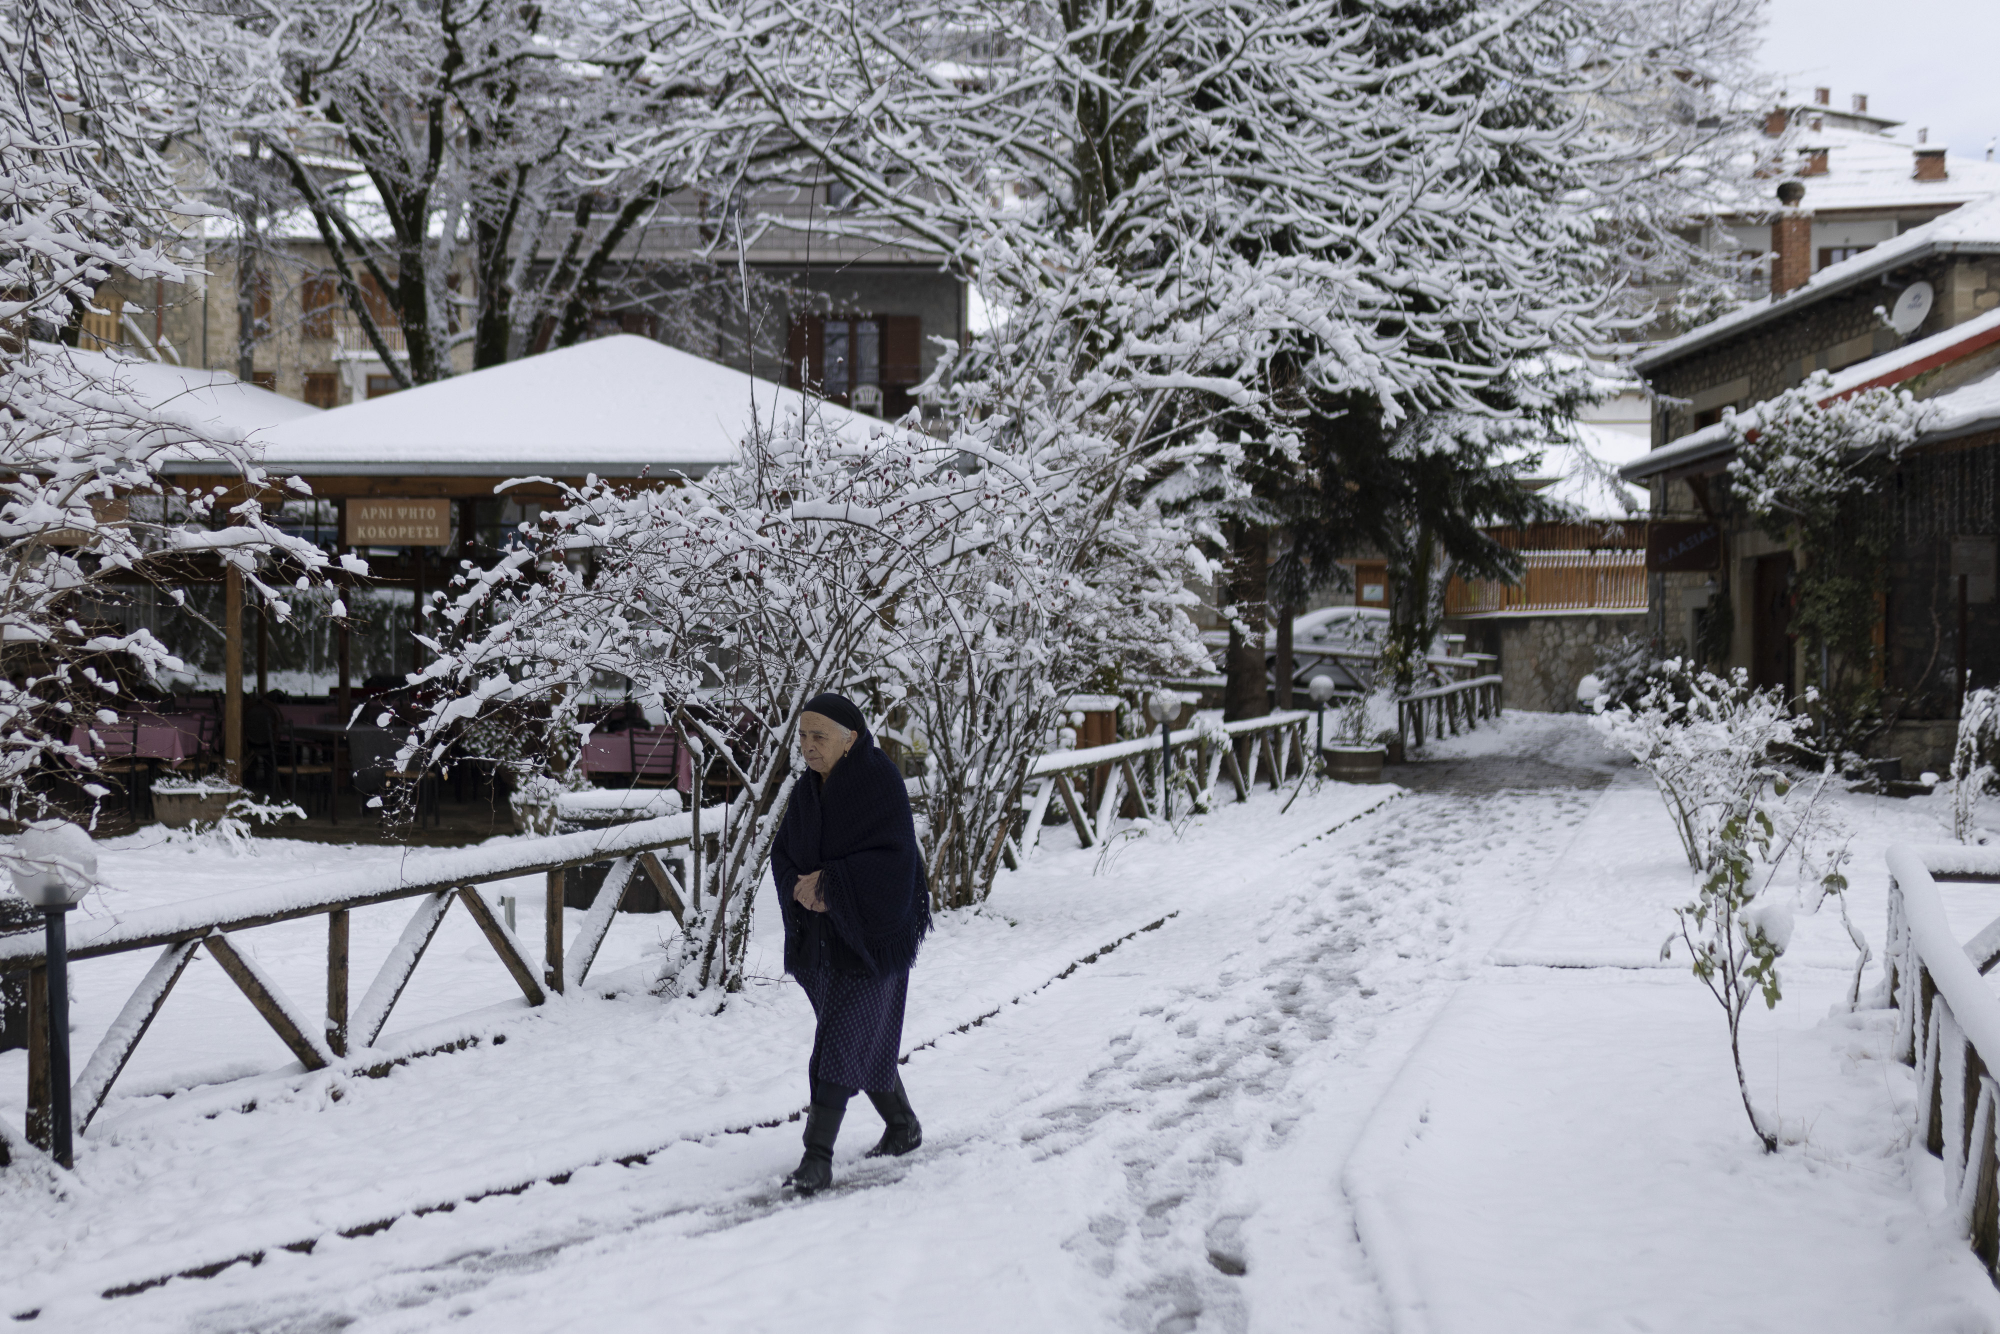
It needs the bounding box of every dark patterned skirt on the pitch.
[794,965,909,1094]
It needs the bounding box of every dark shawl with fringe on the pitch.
[771,717,930,979]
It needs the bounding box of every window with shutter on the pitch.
[301,274,337,339]
[79,290,123,349]
[304,372,340,409]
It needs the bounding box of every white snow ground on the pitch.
[2,714,1998,1332]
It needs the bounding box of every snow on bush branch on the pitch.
[1724,372,1932,524]
[1594,664,1863,1151]
[406,410,1208,991]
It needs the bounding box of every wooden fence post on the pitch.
[545,868,565,993]
[327,909,349,1058]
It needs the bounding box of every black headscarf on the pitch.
[771,696,930,977]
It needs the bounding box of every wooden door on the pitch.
[1752,553,1794,695]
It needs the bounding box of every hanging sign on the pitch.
[1646,521,1720,572]
[347,498,452,547]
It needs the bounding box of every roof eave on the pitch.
[161,459,729,479]
[1633,240,2000,373]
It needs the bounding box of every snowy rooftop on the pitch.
[36,344,320,443]
[1717,125,2000,217]
[1635,191,2000,372]
[1623,303,2000,482]
[232,336,871,478]
[1514,421,1649,518]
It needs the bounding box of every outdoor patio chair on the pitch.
[247,704,335,817]
[87,719,155,822]
[631,728,684,790]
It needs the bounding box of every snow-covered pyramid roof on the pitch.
[39,345,320,443]
[254,335,870,477]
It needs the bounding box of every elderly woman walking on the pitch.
[770,692,930,1195]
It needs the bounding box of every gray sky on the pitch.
[1762,0,2000,159]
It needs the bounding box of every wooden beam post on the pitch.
[72,940,201,1133]
[545,868,565,993]
[327,908,349,1057]
[256,597,269,698]
[224,563,243,781]
[458,887,547,1005]
[205,933,331,1071]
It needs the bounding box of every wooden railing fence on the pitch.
[1883,845,2000,1279]
[1396,675,1503,752]
[0,816,700,1157]
[1015,711,1312,854]
[1,713,1319,1161]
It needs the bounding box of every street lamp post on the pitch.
[1146,689,1183,822]
[10,821,98,1169]
[1308,675,1337,774]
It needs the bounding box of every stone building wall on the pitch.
[1650,254,2000,444]
[1446,613,1648,712]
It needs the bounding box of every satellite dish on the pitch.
[1890,281,1935,336]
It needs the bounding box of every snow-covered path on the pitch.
[4,729,1618,1332]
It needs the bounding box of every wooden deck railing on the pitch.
[1396,675,1503,752]
[0,816,699,1156]
[1444,551,1647,616]
[1883,844,2000,1278]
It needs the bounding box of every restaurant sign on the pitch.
[1646,521,1720,572]
[347,498,452,547]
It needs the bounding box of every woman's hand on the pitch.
[794,870,827,913]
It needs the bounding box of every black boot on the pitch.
[865,1073,923,1158]
[784,1091,848,1195]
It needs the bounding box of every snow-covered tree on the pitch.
[404,402,1207,989]
[192,0,776,386]
[1,0,340,819]
[1594,663,1860,1151]
[665,0,1766,708]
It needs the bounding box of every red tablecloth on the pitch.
[69,713,205,763]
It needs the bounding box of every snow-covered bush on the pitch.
[1726,374,1933,754]
[1595,665,1856,1151]
[1950,688,2000,844]
[408,410,1208,989]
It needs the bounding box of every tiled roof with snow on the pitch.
[1715,125,2000,216]
[42,345,321,441]
[1622,304,2000,481]
[1634,191,2000,372]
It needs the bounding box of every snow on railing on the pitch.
[1,814,700,1153]
[1882,844,2000,1277]
[1017,710,1314,855]
[1,711,1325,1161]
[1396,675,1502,753]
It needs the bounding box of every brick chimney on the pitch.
[1771,180,1811,299]
[1814,87,1830,105]
[1852,92,1868,114]
[1915,147,1949,182]
[1799,147,1829,177]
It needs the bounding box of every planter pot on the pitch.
[151,782,242,828]
[1323,745,1386,784]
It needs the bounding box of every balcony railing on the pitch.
[1444,550,1648,616]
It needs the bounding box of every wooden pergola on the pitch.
[158,334,866,778]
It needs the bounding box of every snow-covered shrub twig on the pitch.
[1951,688,2000,843]
[1594,664,1857,1149]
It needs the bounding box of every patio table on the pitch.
[68,713,205,764]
